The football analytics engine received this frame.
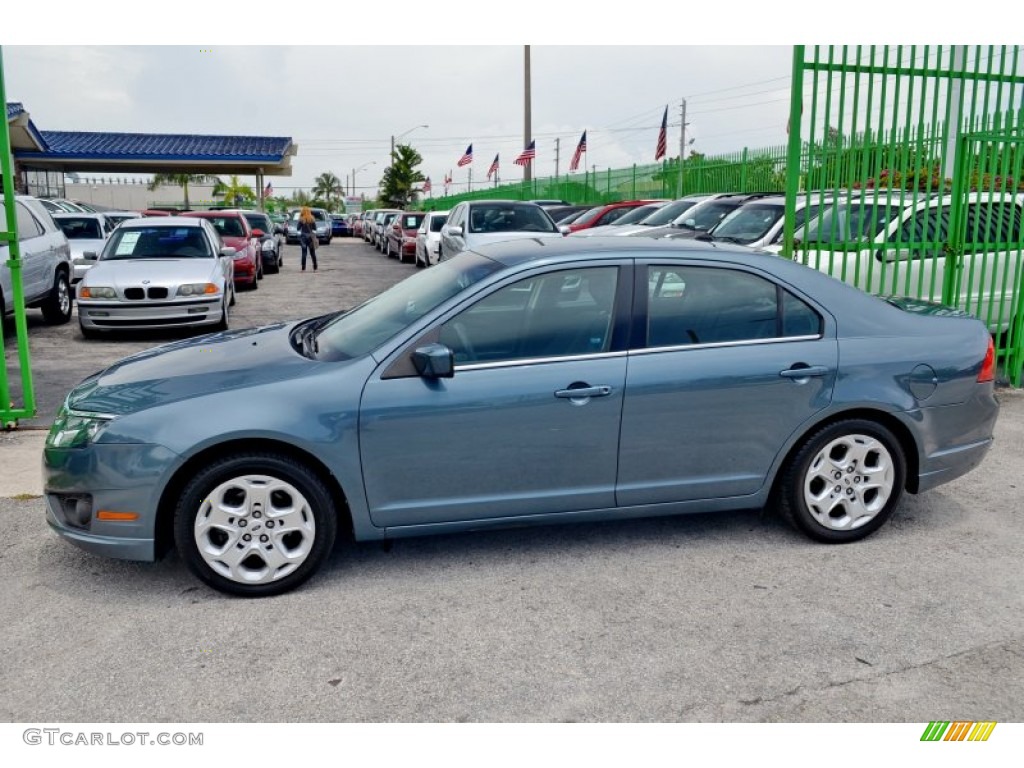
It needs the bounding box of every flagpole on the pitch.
[469,167,473,193]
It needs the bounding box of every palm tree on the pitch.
[147,173,222,210]
[312,171,344,211]
[378,144,425,207]
[213,175,256,208]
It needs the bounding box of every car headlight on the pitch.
[79,286,116,299]
[261,239,275,250]
[46,406,114,449]
[177,283,220,297]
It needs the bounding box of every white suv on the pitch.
[0,194,73,324]
[789,192,1023,334]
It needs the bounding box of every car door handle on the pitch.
[779,365,830,379]
[554,385,613,399]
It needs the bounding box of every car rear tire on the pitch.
[777,419,906,543]
[41,270,73,325]
[173,453,337,597]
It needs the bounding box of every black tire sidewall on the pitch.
[173,454,337,597]
[782,419,906,543]
[42,271,73,324]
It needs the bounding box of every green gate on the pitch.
[784,45,1024,385]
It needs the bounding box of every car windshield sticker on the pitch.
[116,232,140,254]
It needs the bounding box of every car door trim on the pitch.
[631,334,823,356]
[455,350,629,372]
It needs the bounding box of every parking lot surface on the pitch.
[2,237,1023,721]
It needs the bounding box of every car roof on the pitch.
[118,216,210,228]
[51,211,108,218]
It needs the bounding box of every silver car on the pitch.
[438,200,565,261]
[76,217,235,338]
[52,212,116,283]
[0,194,73,324]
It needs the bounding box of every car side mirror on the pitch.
[558,225,570,235]
[252,228,264,237]
[411,343,454,379]
[220,246,237,258]
[446,225,464,237]
[83,251,98,261]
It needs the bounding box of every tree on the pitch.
[312,172,344,212]
[147,173,222,210]
[213,175,257,208]
[378,144,425,207]
[290,189,312,207]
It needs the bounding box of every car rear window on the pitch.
[402,214,425,228]
[57,217,103,239]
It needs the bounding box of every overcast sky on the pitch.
[3,7,984,198]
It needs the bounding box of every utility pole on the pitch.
[678,98,689,197]
[555,137,560,178]
[524,45,532,184]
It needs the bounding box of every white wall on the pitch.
[65,182,221,210]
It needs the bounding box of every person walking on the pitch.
[298,207,318,271]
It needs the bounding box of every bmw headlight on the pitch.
[46,405,114,449]
[261,239,275,251]
[177,283,219,297]
[79,286,116,299]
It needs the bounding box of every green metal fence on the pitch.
[420,146,791,210]
[784,45,1024,386]
[0,46,36,427]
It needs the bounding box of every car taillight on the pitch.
[978,337,996,383]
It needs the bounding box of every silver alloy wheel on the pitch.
[802,433,895,530]
[193,474,316,585]
[57,276,70,315]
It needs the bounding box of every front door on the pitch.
[360,264,629,528]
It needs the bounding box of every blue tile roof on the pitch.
[33,131,290,161]
[6,102,25,120]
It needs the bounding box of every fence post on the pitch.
[740,147,749,192]
[782,45,806,260]
[632,164,636,199]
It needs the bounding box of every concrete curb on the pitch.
[0,429,46,498]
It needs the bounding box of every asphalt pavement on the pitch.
[1,237,1022,722]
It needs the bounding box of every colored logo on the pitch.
[921,721,997,741]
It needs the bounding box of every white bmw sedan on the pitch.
[76,217,235,339]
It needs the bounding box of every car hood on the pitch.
[85,258,220,287]
[67,322,320,416]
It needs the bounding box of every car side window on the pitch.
[440,267,619,365]
[16,202,44,241]
[963,201,1022,252]
[646,266,788,347]
[893,205,949,258]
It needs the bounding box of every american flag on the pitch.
[457,144,473,167]
[263,181,273,197]
[570,131,586,172]
[655,106,668,161]
[513,140,536,166]
[487,154,499,180]
[423,177,431,194]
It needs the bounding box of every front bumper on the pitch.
[78,297,224,331]
[43,441,181,562]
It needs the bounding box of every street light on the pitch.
[351,161,376,196]
[390,124,429,169]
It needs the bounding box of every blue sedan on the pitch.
[43,238,999,596]
[330,214,350,238]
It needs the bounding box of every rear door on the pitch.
[616,261,838,505]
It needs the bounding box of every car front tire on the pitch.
[778,419,906,543]
[173,453,338,597]
[41,270,73,324]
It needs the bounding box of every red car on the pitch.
[385,211,427,264]
[567,200,662,233]
[182,210,263,290]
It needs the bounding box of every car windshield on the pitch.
[709,204,786,244]
[101,227,213,260]
[312,252,503,361]
[799,200,904,242]
[675,200,743,231]
[429,214,448,232]
[640,199,700,227]
[244,215,270,231]
[611,205,662,225]
[467,204,557,234]
[205,216,245,237]
[572,207,605,226]
[56,217,103,239]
